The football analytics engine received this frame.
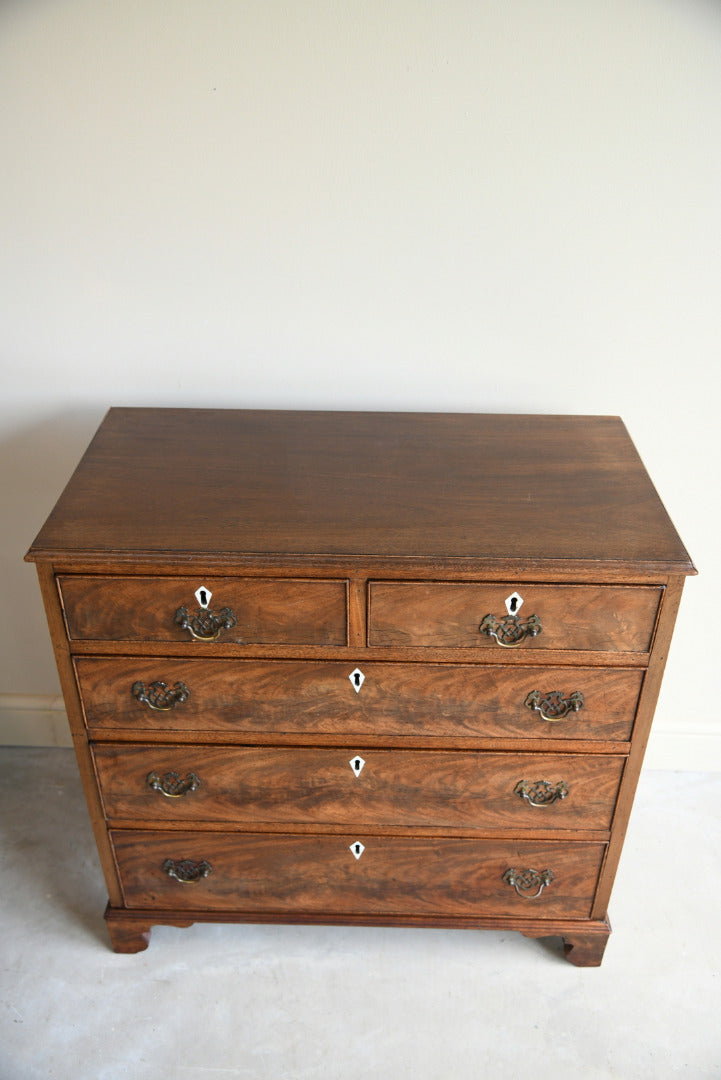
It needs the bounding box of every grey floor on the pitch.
[0,749,719,1080]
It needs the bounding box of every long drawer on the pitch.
[58,576,348,645]
[93,745,625,831]
[111,830,606,918]
[368,582,662,653]
[76,658,643,743]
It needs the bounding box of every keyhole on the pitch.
[194,585,212,609]
[349,668,365,693]
[505,592,523,616]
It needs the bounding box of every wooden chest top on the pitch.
[26,408,694,576]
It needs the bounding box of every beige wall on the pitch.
[1,0,717,764]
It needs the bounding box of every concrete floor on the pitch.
[0,748,719,1080]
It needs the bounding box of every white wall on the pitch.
[1,0,717,765]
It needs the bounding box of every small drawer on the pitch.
[58,576,347,645]
[76,658,644,743]
[111,830,606,919]
[368,582,662,653]
[94,745,625,831]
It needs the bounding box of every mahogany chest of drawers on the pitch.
[26,409,695,964]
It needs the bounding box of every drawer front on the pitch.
[94,745,625,831]
[59,576,347,645]
[111,830,606,919]
[368,582,662,653]
[76,658,643,742]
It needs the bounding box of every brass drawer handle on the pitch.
[514,779,569,807]
[479,613,542,648]
[132,680,190,711]
[147,770,201,798]
[503,867,554,899]
[524,689,584,723]
[162,858,212,884]
[174,605,237,642]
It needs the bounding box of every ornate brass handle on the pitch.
[132,680,190,711]
[524,690,584,723]
[514,779,569,807]
[147,771,201,798]
[162,858,212,884]
[503,867,554,899]
[174,605,237,642]
[479,613,542,648]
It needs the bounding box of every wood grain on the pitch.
[368,581,662,652]
[93,745,625,831]
[27,410,694,574]
[75,657,644,743]
[111,829,607,919]
[59,575,347,645]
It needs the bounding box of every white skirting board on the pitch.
[0,694,719,771]
[642,729,721,772]
[0,695,72,748]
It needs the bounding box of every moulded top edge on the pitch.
[24,545,697,580]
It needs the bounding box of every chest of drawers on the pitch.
[26,409,694,964]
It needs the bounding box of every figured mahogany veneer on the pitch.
[75,658,644,743]
[26,409,695,965]
[59,576,348,645]
[368,582,662,653]
[93,744,625,831]
[111,831,608,919]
